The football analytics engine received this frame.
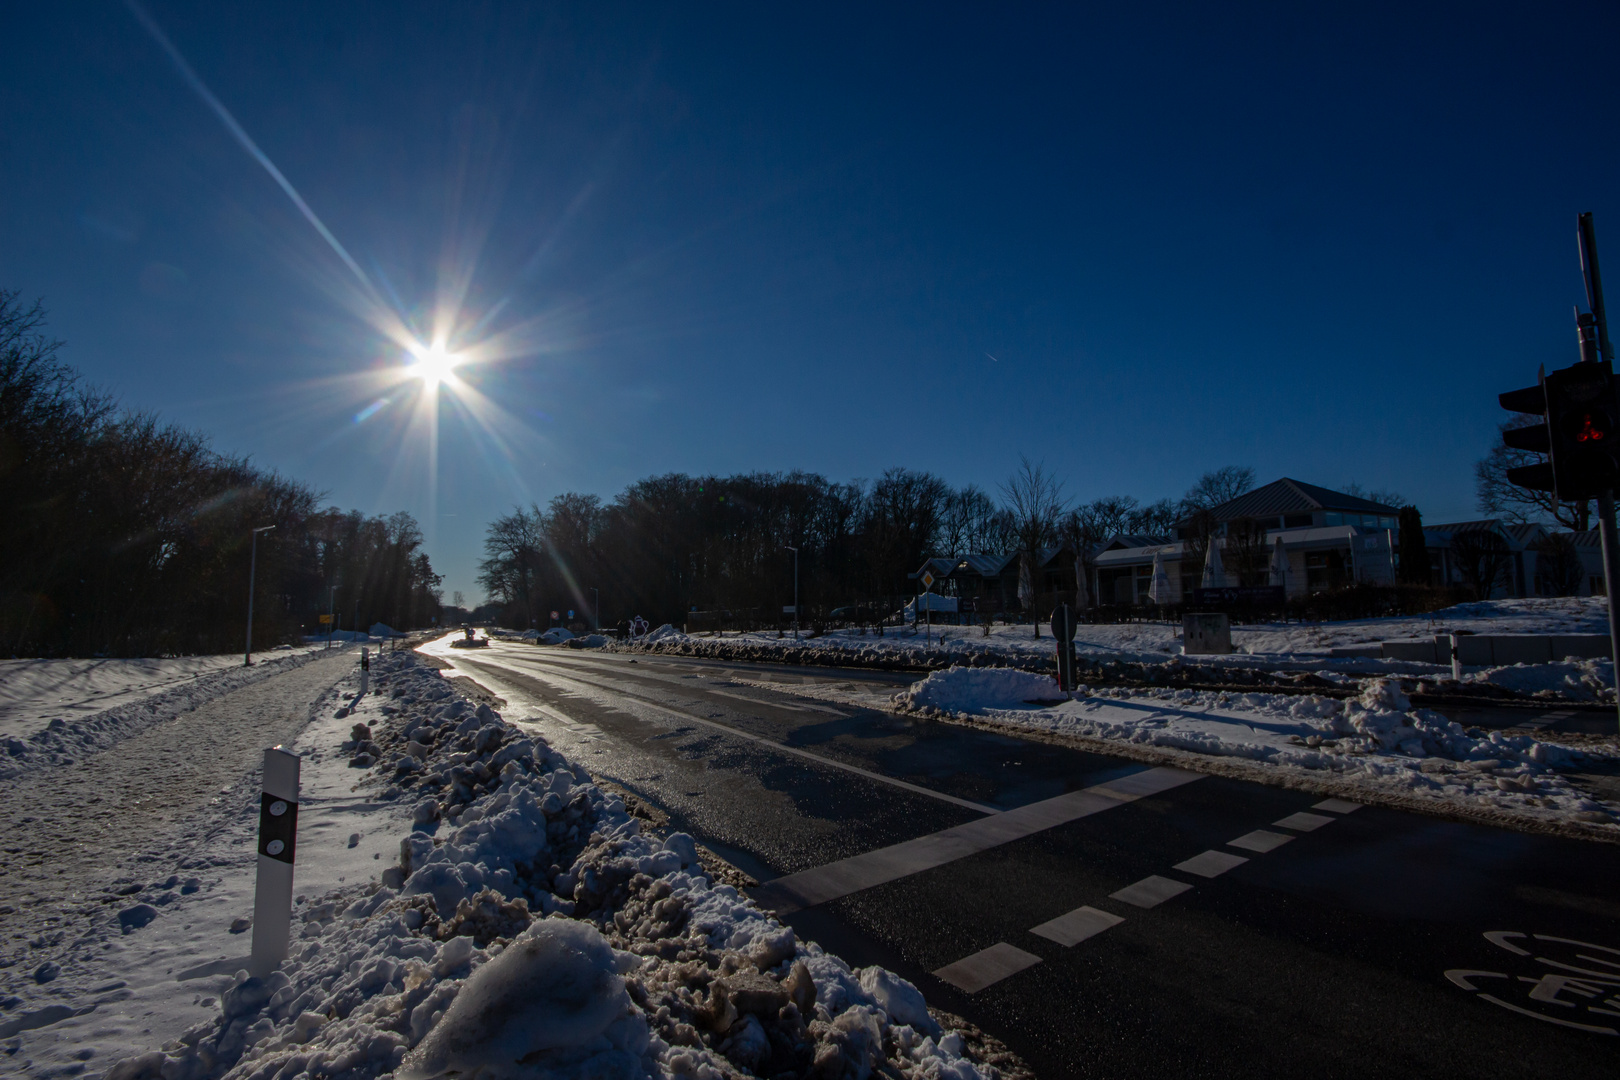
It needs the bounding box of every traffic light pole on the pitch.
[1578,212,1620,735]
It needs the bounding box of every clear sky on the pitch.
[3,3,1617,602]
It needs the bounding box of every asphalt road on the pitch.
[423,640,1620,1079]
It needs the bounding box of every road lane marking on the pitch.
[464,659,999,814]
[1030,905,1124,947]
[1110,875,1193,908]
[750,766,1202,915]
[1312,798,1361,814]
[1172,850,1249,878]
[1274,811,1336,832]
[1228,829,1294,853]
[932,942,1042,993]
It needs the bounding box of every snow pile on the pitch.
[0,650,320,782]
[106,653,996,1080]
[1467,657,1615,701]
[645,623,682,643]
[896,667,1061,713]
[897,673,1618,831]
[565,634,611,649]
[540,627,574,644]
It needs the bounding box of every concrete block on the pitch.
[1485,636,1554,666]
[1328,644,1382,658]
[1184,613,1232,655]
[1549,634,1613,660]
[1380,640,1438,663]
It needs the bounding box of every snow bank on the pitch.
[897,674,1619,831]
[106,653,996,1080]
[540,627,574,644]
[1468,657,1615,701]
[897,667,1061,712]
[0,650,321,782]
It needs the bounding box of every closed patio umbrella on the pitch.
[1202,538,1231,589]
[1148,550,1172,605]
[1269,535,1291,590]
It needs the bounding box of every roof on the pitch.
[1099,533,1174,552]
[959,553,1018,577]
[1182,478,1401,525]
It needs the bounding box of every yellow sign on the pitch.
[319,614,333,625]
[921,571,935,589]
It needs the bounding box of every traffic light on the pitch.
[1500,359,1620,501]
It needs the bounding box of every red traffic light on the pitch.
[1576,413,1608,442]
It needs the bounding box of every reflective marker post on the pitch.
[250,747,300,977]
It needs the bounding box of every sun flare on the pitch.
[408,342,462,388]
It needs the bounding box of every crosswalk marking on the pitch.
[1228,829,1295,853]
[1030,905,1125,946]
[932,942,1043,993]
[1110,874,1193,908]
[1173,850,1250,878]
[1274,811,1336,832]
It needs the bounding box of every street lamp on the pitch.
[244,525,275,666]
[784,545,799,640]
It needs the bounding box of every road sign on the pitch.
[783,605,797,613]
[567,610,575,619]
[550,610,559,620]
[921,571,935,589]
[319,614,333,625]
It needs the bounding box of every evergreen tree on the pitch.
[1397,505,1429,584]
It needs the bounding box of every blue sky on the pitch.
[3,3,1617,602]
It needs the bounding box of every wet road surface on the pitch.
[424,640,1620,1079]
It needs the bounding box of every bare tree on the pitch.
[1000,457,1069,562]
[1450,528,1513,599]
[940,485,998,557]
[1533,533,1585,597]
[1076,496,1137,541]
[1343,481,1406,508]
[1180,466,1257,514]
[1476,421,1592,530]
[1000,457,1069,634]
[1126,498,1178,535]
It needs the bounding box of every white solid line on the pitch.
[1109,874,1193,909]
[1312,798,1362,814]
[932,942,1042,993]
[1030,905,1124,947]
[1172,850,1249,879]
[479,658,1000,815]
[751,766,1203,914]
[1274,811,1336,832]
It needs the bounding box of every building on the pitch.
[909,546,1078,616]
[1093,478,1402,603]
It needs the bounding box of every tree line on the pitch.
[474,459,1286,630]
[0,291,443,657]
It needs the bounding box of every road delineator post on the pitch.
[250,746,301,977]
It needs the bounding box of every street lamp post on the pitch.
[784,545,799,640]
[244,525,275,666]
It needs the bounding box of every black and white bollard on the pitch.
[250,746,300,977]
[1450,633,1462,682]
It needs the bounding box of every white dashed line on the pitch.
[1274,811,1336,832]
[1172,850,1249,879]
[1030,905,1125,946]
[1110,875,1193,908]
[1312,798,1362,814]
[932,942,1043,993]
[1228,829,1295,853]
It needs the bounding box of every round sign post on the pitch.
[1051,602,1077,692]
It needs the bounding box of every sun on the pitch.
[407,342,462,388]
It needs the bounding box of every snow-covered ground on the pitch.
[0,647,329,780]
[6,652,1002,1080]
[0,648,326,744]
[613,597,1613,674]
[877,667,1620,837]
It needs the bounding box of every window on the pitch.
[1284,514,1312,528]
[1325,513,1343,526]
